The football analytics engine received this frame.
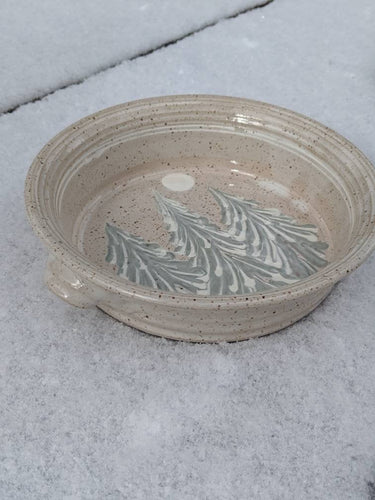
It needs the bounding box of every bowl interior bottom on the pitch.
[70,156,333,297]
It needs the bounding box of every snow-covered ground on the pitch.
[0,0,264,112]
[1,0,375,498]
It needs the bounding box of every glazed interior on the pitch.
[29,97,375,297]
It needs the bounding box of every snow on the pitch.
[1,0,375,498]
[0,0,264,113]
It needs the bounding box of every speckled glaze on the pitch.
[25,95,375,342]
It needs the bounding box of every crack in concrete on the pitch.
[1,0,274,116]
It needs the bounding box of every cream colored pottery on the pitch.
[25,95,375,342]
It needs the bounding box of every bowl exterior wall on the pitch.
[97,286,332,342]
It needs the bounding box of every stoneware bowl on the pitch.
[25,95,375,342]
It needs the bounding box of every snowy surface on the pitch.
[0,0,264,113]
[1,0,375,498]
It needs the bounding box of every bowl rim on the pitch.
[25,94,375,308]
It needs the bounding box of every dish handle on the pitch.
[45,255,97,308]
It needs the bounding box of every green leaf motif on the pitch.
[105,188,329,296]
[105,223,207,294]
[154,191,294,295]
[209,188,328,280]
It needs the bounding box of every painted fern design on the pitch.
[106,188,328,296]
[154,192,293,295]
[209,188,328,279]
[105,223,207,294]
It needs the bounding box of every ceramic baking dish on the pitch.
[25,95,375,342]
